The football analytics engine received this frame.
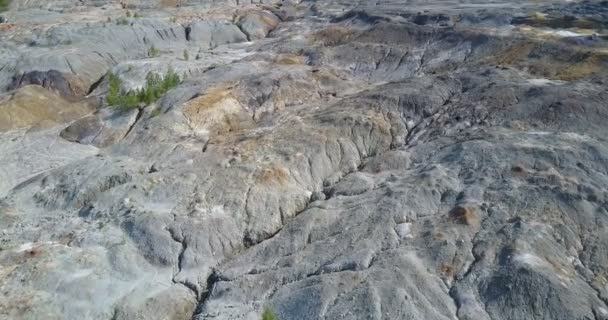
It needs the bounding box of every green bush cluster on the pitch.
[0,0,10,12]
[106,68,181,109]
[261,307,277,320]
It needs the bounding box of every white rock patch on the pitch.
[512,252,551,269]
[395,223,413,239]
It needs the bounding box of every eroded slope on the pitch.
[1,1,608,320]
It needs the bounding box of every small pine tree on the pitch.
[261,307,277,320]
[146,71,161,88]
[106,69,181,109]
[144,87,156,104]
[123,93,139,108]
[161,67,180,91]
[106,73,123,106]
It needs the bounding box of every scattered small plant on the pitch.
[115,17,129,25]
[150,108,162,117]
[106,67,181,109]
[183,49,189,61]
[261,307,278,320]
[148,45,160,57]
[169,16,177,23]
[126,10,131,17]
[0,0,10,12]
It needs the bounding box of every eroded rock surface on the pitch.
[1,0,608,320]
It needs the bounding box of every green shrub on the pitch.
[150,108,162,117]
[106,73,124,106]
[106,67,181,109]
[126,10,131,17]
[115,17,129,25]
[183,49,189,61]
[0,0,10,12]
[148,45,160,57]
[261,307,277,320]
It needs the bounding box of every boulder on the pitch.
[60,107,141,148]
[10,69,88,99]
[186,21,248,48]
[236,10,280,40]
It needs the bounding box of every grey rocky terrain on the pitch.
[1,0,608,319]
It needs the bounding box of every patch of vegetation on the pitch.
[148,45,160,57]
[150,108,162,117]
[261,307,278,320]
[183,49,189,61]
[0,0,10,12]
[106,68,181,109]
[126,10,141,18]
[115,17,129,25]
